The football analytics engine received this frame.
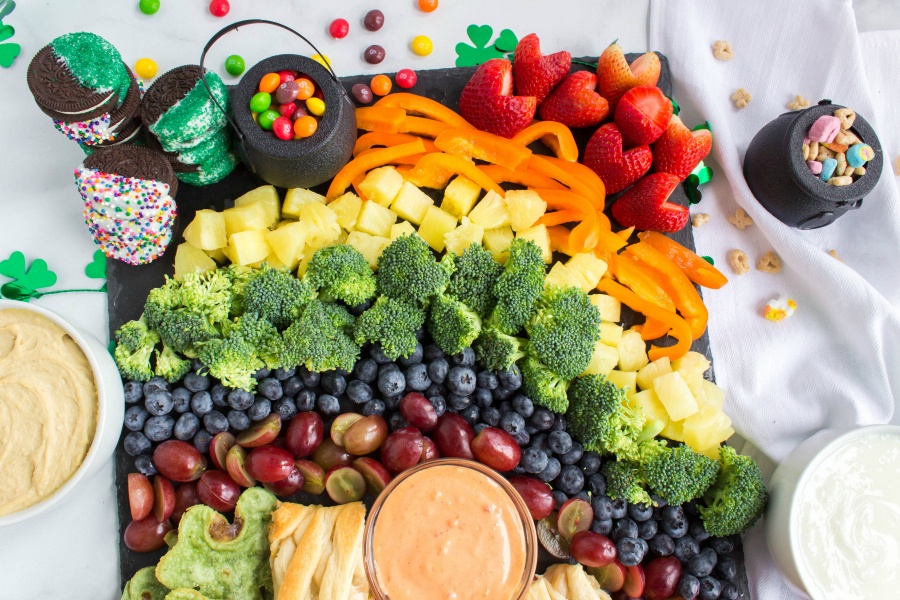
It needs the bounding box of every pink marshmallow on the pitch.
[803,137,810,145]
[808,115,842,143]
[807,160,823,175]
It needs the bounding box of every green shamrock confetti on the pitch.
[684,161,714,205]
[85,250,107,279]
[0,251,58,301]
[0,1,21,69]
[455,25,518,67]
[702,256,715,265]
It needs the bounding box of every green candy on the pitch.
[225,54,245,76]
[249,92,271,114]
[139,0,160,14]
[257,108,279,130]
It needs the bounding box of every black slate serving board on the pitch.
[108,56,750,598]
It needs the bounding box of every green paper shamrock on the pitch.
[455,25,518,67]
[667,95,681,116]
[702,256,715,265]
[85,250,107,279]
[0,251,58,301]
[0,1,20,69]
[684,161,714,204]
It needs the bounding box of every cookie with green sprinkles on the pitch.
[176,147,239,187]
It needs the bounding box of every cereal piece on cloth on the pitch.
[712,40,734,61]
[727,207,753,229]
[828,249,842,261]
[728,249,750,275]
[757,250,782,274]
[691,213,710,228]
[895,156,900,176]
[787,95,810,110]
[764,296,797,321]
[731,88,752,109]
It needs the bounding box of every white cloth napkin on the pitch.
[649,1,900,598]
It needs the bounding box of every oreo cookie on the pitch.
[83,146,178,196]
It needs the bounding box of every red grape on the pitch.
[400,392,438,431]
[124,516,172,552]
[152,475,175,522]
[622,564,646,599]
[286,412,324,458]
[588,561,626,593]
[343,415,389,455]
[209,432,235,470]
[380,427,424,474]
[420,437,440,462]
[508,476,554,520]
[197,470,241,512]
[225,445,256,488]
[153,440,207,482]
[325,466,367,504]
[470,427,521,472]
[245,446,294,482]
[311,438,354,471]
[331,413,363,447]
[235,413,281,448]
[644,556,682,600]
[558,498,593,540]
[432,413,474,459]
[127,473,153,521]
[172,481,201,524]
[353,457,392,497]
[295,459,326,495]
[571,531,617,568]
[263,466,305,496]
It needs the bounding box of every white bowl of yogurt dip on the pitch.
[766,424,900,600]
[0,300,124,526]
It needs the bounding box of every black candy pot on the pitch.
[743,100,883,229]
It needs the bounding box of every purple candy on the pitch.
[275,81,300,104]
[290,106,309,121]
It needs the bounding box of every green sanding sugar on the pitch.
[176,149,239,186]
[152,71,230,148]
[177,127,233,167]
[51,33,131,105]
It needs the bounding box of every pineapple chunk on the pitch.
[183,209,227,250]
[282,188,325,218]
[607,370,638,397]
[441,175,481,218]
[346,231,392,269]
[418,205,457,252]
[234,185,280,227]
[265,221,307,267]
[354,200,397,238]
[228,230,270,266]
[598,322,623,347]
[636,357,673,391]
[566,253,608,292]
[629,389,670,429]
[390,221,418,240]
[296,248,313,276]
[275,219,296,229]
[672,351,712,389]
[223,201,269,236]
[467,190,511,229]
[652,371,700,422]
[359,166,405,207]
[298,202,342,249]
[590,293,622,322]
[544,263,584,289]
[617,330,649,372]
[505,189,546,232]
[444,217,484,255]
[683,407,733,451]
[263,251,296,271]
[204,248,228,264]
[582,341,619,377]
[516,224,552,263]
[697,445,725,461]
[660,418,684,442]
[328,192,363,230]
[483,226,514,263]
[691,379,726,411]
[391,182,434,225]
[174,242,216,278]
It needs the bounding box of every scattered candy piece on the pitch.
[727,207,753,230]
[806,160,822,175]
[259,72,281,94]
[757,250,782,274]
[135,58,158,79]
[728,249,749,275]
[351,83,374,105]
[370,74,392,96]
[311,54,332,69]
[808,115,841,143]
[819,157,838,181]
[306,97,326,116]
[364,45,386,64]
[828,249,842,261]
[329,18,350,39]
[364,10,385,32]
[411,35,434,56]
[846,143,874,168]
[833,107,856,130]
[396,68,417,89]
[418,0,439,12]
[712,40,733,61]
[787,95,810,110]
[764,297,797,322]
[225,54,245,76]
[208,0,229,17]
[731,88,752,109]
[139,0,160,15]
[293,115,317,139]
[691,213,710,228]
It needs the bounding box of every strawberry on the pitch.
[537,71,609,128]
[652,115,713,180]
[596,43,661,111]
[459,59,537,138]
[614,85,673,147]
[611,172,687,232]
[513,33,572,104]
[583,123,653,195]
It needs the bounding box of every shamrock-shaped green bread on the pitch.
[122,567,169,600]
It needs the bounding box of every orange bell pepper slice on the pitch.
[617,226,635,241]
[611,254,676,312]
[511,122,579,162]
[374,93,473,129]
[547,225,575,256]
[353,132,438,156]
[355,107,408,133]
[528,155,604,208]
[541,155,607,202]
[403,116,455,138]
[536,209,582,227]
[477,165,566,190]
[638,317,670,341]
[637,231,728,289]
[355,147,426,166]
[405,152,504,195]
[351,172,369,201]
[327,140,426,200]
[597,279,692,361]
[434,128,532,171]
[594,229,629,255]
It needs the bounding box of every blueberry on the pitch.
[592,495,613,520]
[317,394,340,415]
[450,347,475,366]
[190,358,205,374]
[124,406,149,432]
[405,364,431,391]
[227,389,255,410]
[497,364,522,389]
[143,377,168,397]
[273,366,296,381]
[498,401,513,414]
[473,423,489,435]
[295,389,316,412]
[378,368,406,397]
[555,464,584,495]
[678,574,701,600]
[638,518,658,540]
[552,490,568,511]
[172,388,192,413]
[610,498,628,519]
[549,413,567,432]
[629,502,654,522]
[210,384,230,407]
[499,411,526,435]
[689,520,711,542]
[547,430,573,455]
[571,491,591,504]
[227,409,250,431]
[650,492,668,508]
[202,410,229,435]
[349,299,372,316]
[611,518,639,542]
[247,398,272,421]
[345,380,372,404]
[617,537,648,567]
[192,429,212,453]
[591,518,613,535]
[184,373,210,393]
[698,576,723,600]
[353,358,378,383]
[423,343,444,362]
[429,395,447,417]
[520,447,549,474]
[123,431,152,456]
[134,454,158,476]
[649,532,676,557]
[384,394,402,411]
[537,457,561,482]
[145,390,174,416]
[719,582,738,600]
[144,415,175,442]
[174,413,201,440]
[530,408,555,431]
[362,398,385,416]
[707,537,734,555]
[473,388,494,409]
[660,511,689,538]
[320,371,345,396]
[300,367,321,388]
[273,397,298,421]
[510,429,530,446]
[124,381,144,404]
[579,451,601,476]
[674,536,701,563]
[448,394,471,411]
[481,405,500,426]
[476,370,499,390]
[559,442,583,465]
[714,555,736,581]
[425,383,446,399]
[257,378,283,401]
[447,366,477,395]
[398,343,423,366]
[530,432,549,452]
[254,368,271,380]
[492,385,516,402]
[369,344,393,364]
[512,394,534,418]
[584,472,605,496]
[459,405,480,426]
[389,412,408,431]
[415,327,426,341]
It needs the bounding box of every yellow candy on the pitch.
[411,35,433,56]
[135,58,158,80]
[306,97,326,116]
[311,54,332,68]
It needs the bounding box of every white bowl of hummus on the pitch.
[0,299,124,526]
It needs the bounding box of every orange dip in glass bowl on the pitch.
[364,458,537,600]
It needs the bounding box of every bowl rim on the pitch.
[0,299,116,527]
[788,423,900,596]
[363,457,538,600]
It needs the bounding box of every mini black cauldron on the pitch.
[743,100,883,229]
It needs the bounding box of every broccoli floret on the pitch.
[140,275,224,355]
[520,354,570,413]
[196,331,263,391]
[116,319,155,353]
[525,285,601,380]
[566,374,646,460]
[603,459,653,506]
[487,239,545,335]
[698,445,767,536]
[354,295,426,360]
[230,312,285,370]
[446,243,502,318]
[154,343,191,383]
[281,299,360,373]
[427,293,482,355]
[375,234,451,306]
[644,444,721,506]
[473,326,526,372]
[143,302,220,356]
[237,266,316,329]
[306,245,377,306]
[114,319,160,382]
[222,265,254,316]
[177,269,233,323]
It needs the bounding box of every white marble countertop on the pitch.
[0,0,896,598]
